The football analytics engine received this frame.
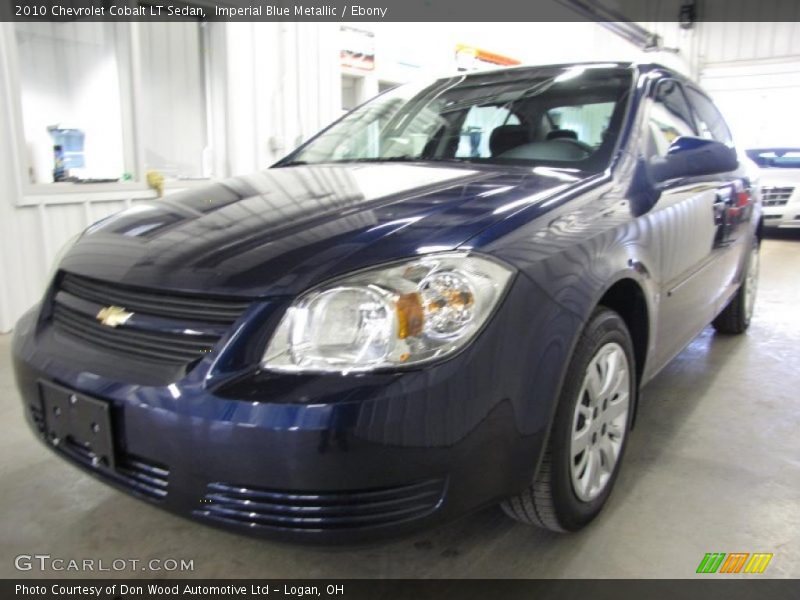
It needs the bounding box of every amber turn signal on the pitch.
[396,292,425,339]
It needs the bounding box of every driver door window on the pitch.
[648,80,697,157]
[685,88,734,146]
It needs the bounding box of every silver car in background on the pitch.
[747,148,800,229]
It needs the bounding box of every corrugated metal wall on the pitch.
[698,21,800,65]
[139,21,208,178]
[696,22,800,148]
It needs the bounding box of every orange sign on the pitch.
[455,44,521,69]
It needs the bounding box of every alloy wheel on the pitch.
[569,342,630,502]
[744,245,759,323]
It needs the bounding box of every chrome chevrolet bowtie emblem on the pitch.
[96,305,133,328]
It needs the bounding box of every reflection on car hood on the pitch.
[60,163,595,297]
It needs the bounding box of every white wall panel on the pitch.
[698,20,800,65]
[139,21,207,178]
[696,22,800,149]
[700,60,800,148]
[223,22,340,174]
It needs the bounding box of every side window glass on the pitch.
[686,88,734,146]
[648,80,697,157]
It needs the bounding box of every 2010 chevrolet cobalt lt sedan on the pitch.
[13,63,761,541]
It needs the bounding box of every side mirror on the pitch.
[649,136,738,183]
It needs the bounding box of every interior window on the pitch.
[15,22,127,183]
[648,80,697,157]
[455,106,520,158]
[341,74,363,112]
[685,88,734,146]
[15,18,216,184]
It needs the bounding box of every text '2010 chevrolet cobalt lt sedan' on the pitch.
[13,63,761,541]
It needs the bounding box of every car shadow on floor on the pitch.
[763,229,800,241]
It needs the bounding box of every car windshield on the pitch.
[746,148,800,169]
[285,65,633,173]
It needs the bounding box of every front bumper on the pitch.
[762,203,800,228]
[11,274,564,542]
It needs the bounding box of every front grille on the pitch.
[51,273,250,368]
[762,186,794,206]
[53,303,218,365]
[60,274,250,323]
[194,479,447,532]
[61,441,170,500]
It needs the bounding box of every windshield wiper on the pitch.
[279,156,421,167]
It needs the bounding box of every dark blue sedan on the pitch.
[12,62,761,541]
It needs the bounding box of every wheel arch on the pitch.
[596,276,650,385]
[592,273,653,427]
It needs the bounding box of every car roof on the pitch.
[453,61,691,85]
[747,148,800,154]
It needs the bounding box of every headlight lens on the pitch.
[263,253,514,373]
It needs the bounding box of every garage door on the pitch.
[700,60,800,149]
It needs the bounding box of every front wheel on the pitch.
[712,237,760,334]
[501,307,635,532]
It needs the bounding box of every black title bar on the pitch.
[4,579,800,600]
[3,0,800,22]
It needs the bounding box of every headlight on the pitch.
[263,253,514,373]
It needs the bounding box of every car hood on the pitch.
[757,168,800,188]
[60,163,594,297]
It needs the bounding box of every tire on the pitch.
[501,307,636,532]
[712,237,760,335]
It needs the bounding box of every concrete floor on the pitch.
[1,235,798,579]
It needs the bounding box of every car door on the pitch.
[643,79,728,371]
[684,86,753,309]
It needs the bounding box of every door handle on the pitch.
[713,194,727,226]
[714,187,733,205]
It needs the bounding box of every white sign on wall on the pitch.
[341,26,375,71]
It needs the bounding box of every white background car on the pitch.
[747,148,800,229]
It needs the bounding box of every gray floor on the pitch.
[1,236,799,579]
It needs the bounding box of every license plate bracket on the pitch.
[40,381,116,470]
